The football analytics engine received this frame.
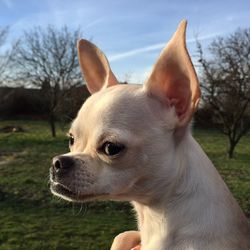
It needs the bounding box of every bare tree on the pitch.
[197,27,250,158]
[14,25,83,137]
[0,26,17,85]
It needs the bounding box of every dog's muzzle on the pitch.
[50,155,76,188]
[50,155,77,199]
[52,155,75,174]
[50,155,107,201]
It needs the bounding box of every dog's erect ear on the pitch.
[144,20,201,127]
[77,39,118,94]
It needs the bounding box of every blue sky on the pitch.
[1,0,250,83]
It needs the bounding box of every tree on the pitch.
[0,26,17,85]
[15,25,83,137]
[197,27,250,158]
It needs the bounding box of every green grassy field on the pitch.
[0,120,249,250]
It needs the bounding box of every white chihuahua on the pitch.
[50,20,250,250]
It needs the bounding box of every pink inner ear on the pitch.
[161,73,191,117]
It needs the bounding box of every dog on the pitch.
[50,20,250,250]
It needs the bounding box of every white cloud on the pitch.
[10,7,102,39]
[83,18,103,31]
[117,66,152,84]
[111,31,221,83]
[109,43,165,62]
[109,32,221,62]
[129,67,152,84]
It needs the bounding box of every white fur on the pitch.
[51,20,250,250]
[132,133,250,250]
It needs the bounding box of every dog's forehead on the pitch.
[71,84,156,135]
[80,84,144,119]
[89,84,141,105]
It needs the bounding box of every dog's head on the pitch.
[50,20,200,204]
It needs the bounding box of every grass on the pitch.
[0,120,249,249]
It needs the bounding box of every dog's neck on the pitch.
[132,131,244,250]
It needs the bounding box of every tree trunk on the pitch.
[49,113,56,137]
[228,139,236,158]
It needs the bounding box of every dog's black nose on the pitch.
[52,156,75,173]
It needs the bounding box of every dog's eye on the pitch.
[69,134,74,146]
[101,142,125,156]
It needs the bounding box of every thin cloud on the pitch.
[10,9,101,39]
[109,43,165,62]
[109,32,221,62]
[83,18,104,31]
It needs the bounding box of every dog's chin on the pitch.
[50,181,108,202]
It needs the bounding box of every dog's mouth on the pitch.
[50,181,107,202]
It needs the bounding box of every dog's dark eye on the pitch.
[101,142,125,156]
[69,134,74,146]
